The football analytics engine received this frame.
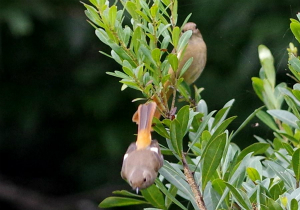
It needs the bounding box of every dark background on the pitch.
[0,0,299,209]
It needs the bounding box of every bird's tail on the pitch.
[136,102,157,149]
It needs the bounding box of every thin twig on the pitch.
[182,153,207,210]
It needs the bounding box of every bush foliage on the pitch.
[83,0,300,209]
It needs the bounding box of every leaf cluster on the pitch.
[83,1,300,210]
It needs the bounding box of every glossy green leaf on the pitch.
[99,196,148,208]
[159,161,198,209]
[202,133,227,191]
[155,179,188,210]
[172,26,180,48]
[246,167,261,182]
[266,198,284,210]
[141,184,166,209]
[290,18,300,43]
[113,190,144,198]
[232,106,264,139]
[167,53,178,73]
[108,5,117,29]
[151,48,161,64]
[125,1,138,20]
[178,30,192,53]
[292,148,300,182]
[170,119,183,158]
[269,181,285,200]
[176,105,190,136]
[179,57,193,78]
[289,54,300,73]
[291,198,299,210]
[83,3,103,27]
[210,116,236,140]
[258,45,275,88]
[236,143,269,163]
[267,110,300,129]
[189,111,216,150]
[225,182,251,210]
[256,110,278,131]
[152,118,170,139]
[150,4,158,18]
[282,142,294,156]
[252,77,264,101]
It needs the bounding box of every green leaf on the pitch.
[189,111,216,150]
[256,110,278,131]
[178,30,192,53]
[155,179,188,210]
[172,26,180,48]
[290,18,300,43]
[176,105,190,136]
[232,106,264,139]
[269,181,285,200]
[140,45,156,66]
[179,57,193,78]
[212,99,235,128]
[266,198,284,210]
[141,184,166,209]
[99,197,148,208]
[236,143,269,163]
[289,54,300,73]
[159,161,198,209]
[125,1,138,20]
[291,198,299,210]
[202,133,227,191]
[108,5,117,29]
[150,4,158,18]
[246,167,261,182]
[212,179,230,207]
[292,148,300,182]
[282,142,294,156]
[83,3,104,27]
[210,116,236,141]
[258,45,275,88]
[167,53,178,72]
[153,118,170,140]
[170,119,183,158]
[113,190,144,198]
[151,48,161,64]
[252,77,264,101]
[267,110,300,129]
[224,182,251,210]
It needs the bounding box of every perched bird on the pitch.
[172,22,207,85]
[132,22,207,123]
[121,102,163,192]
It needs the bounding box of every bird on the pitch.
[121,102,163,192]
[132,22,207,124]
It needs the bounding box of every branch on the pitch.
[182,153,207,210]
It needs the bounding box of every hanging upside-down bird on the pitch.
[121,102,164,191]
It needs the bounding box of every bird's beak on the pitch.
[136,187,139,194]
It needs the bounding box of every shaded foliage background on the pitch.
[0,0,299,209]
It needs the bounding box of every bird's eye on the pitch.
[195,25,198,30]
[143,178,147,182]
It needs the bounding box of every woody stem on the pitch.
[182,153,207,210]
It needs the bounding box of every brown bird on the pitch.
[121,102,163,191]
[132,22,207,123]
